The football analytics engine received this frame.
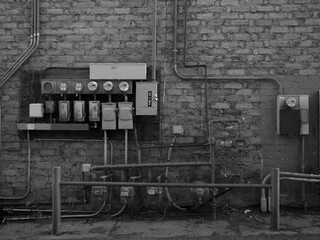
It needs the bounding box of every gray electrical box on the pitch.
[276,95,309,135]
[135,82,158,116]
[102,102,117,130]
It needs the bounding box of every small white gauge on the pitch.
[59,82,68,92]
[103,81,113,91]
[74,82,83,92]
[87,81,98,92]
[119,81,129,92]
[285,97,297,108]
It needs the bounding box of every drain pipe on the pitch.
[0,131,31,200]
[0,0,40,88]
[152,0,157,81]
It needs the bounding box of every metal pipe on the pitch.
[165,136,187,211]
[271,168,280,231]
[125,129,128,165]
[301,135,306,212]
[91,162,212,171]
[110,202,127,218]
[172,0,283,92]
[104,131,108,166]
[52,167,61,235]
[0,131,31,200]
[152,0,157,81]
[0,0,40,88]
[140,143,208,149]
[60,181,271,189]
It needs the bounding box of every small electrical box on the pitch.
[102,102,117,130]
[45,101,55,114]
[118,102,133,129]
[276,95,309,135]
[74,101,86,122]
[58,101,71,122]
[135,82,158,115]
[29,103,44,118]
[89,101,100,122]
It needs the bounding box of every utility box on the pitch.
[102,102,117,130]
[118,102,133,129]
[89,101,100,122]
[29,103,44,118]
[74,101,86,122]
[276,95,309,135]
[135,82,158,115]
[58,101,71,122]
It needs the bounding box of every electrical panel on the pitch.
[276,95,309,135]
[101,103,117,130]
[118,102,133,129]
[135,82,158,115]
[29,103,44,118]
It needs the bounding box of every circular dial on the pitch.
[119,81,129,92]
[42,81,54,93]
[103,81,113,91]
[87,81,98,92]
[59,82,68,92]
[74,82,83,92]
[285,97,297,108]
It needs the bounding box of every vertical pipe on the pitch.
[301,135,307,212]
[271,168,280,231]
[152,0,157,81]
[104,130,108,166]
[0,106,1,150]
[125,129,128,165]
[209,125,216,220]
[52,167,61,235]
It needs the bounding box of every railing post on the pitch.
[52,167,61,235]
[271,168,280,230]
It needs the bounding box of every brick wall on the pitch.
[0,0,320,207]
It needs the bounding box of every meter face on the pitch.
[103,81,113,91]
[74,82,83,92]
[59,82,68,92]
[119,81,129,92]
[87,81,98,92]
[285,97,297,108]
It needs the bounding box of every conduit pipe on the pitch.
[0,0,40,88]
[260,171,320,212]
[152,0,157,81]
[0,131,31,200]
[173,0,283,93]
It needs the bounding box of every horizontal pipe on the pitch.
[139,143,208,149]
[91,162,212,171]
[281,177,320,183]
[280,172,320,179]
[60,181,271,189]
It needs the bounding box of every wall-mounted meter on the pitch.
[87,81,99,92]
[276,95,309,135]
[103,81,114,91]
[41,81,55,94]
[135,82,158,115]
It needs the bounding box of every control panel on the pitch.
[276,95,309,135]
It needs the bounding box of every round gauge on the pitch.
[87,81,98,92]
[285,97,297,108]
[42,81,54,93]
[119,81,129,92]
[103,81,113,91]
[74,82,83,92]
[59,82,68,92]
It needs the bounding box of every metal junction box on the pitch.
[89,101,101,122]
[102,102,117,130]
[73,101,86,122]
[135,82,158,116]
[59,101,71,122]
[89,63,147,80]
[29,103,44,118]
[118,102,133,129]
[276,95,309,135]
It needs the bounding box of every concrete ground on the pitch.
[1,206,320,240]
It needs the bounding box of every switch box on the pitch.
[58,101,71,122]
[276,95,309,135]
[118,102,133,129]
[89,101,100,122]
[45,101,55,114]
[29,103,44,118]
[74,101,86,122]
[102,102,117,130]
[135,82,158,115]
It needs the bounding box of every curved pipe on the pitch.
[165,136,188,211]
[110,202,127,218]
[0,131,31,200]
[173,0,283,94]
[0,0,40,88]
[61,200,107,219]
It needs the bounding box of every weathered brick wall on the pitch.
[0,0,319,207]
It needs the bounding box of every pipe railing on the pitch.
[52,167,279,235]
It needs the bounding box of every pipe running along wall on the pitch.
[0,0,40,88]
